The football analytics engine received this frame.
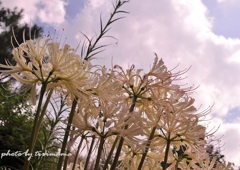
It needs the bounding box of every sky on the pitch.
[2,0,240,167]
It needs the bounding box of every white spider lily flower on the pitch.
[0,36,93,104]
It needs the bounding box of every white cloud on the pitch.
[37,0,67,24]
[1,0,66,25]
[228,50,240,63]
[216,122,240,166]
[172,0,213,34]
[1,0,39,24]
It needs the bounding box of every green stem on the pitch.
[84,0,128,60]
[163,135,171,170]
[72,136,85,170]
[175,161,179,170]
[84,135,96,170]
[94,136,105,170]
[32,89,54,169]
[103,136,119,170]
[57,98,78,170]
[110,97,137,170]
[35,89,53,132]
[23,83,48,170]
[138,125,157,170]
[33,89,53,152]
[110,136,124,170]
[63,150,70,170]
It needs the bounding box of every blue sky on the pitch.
[2,0,240,167]
[203,0,240,38]
[65,0,84,18]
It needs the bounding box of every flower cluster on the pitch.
[0,36,92,104]
[0,31,234,170]
[1,37,232,169]
[66,56,223,169]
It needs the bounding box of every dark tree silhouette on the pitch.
[0,1,42,67]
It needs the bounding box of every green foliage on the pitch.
[0,82,33,169]
[0,2,59,169]
[0,82,60,169]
